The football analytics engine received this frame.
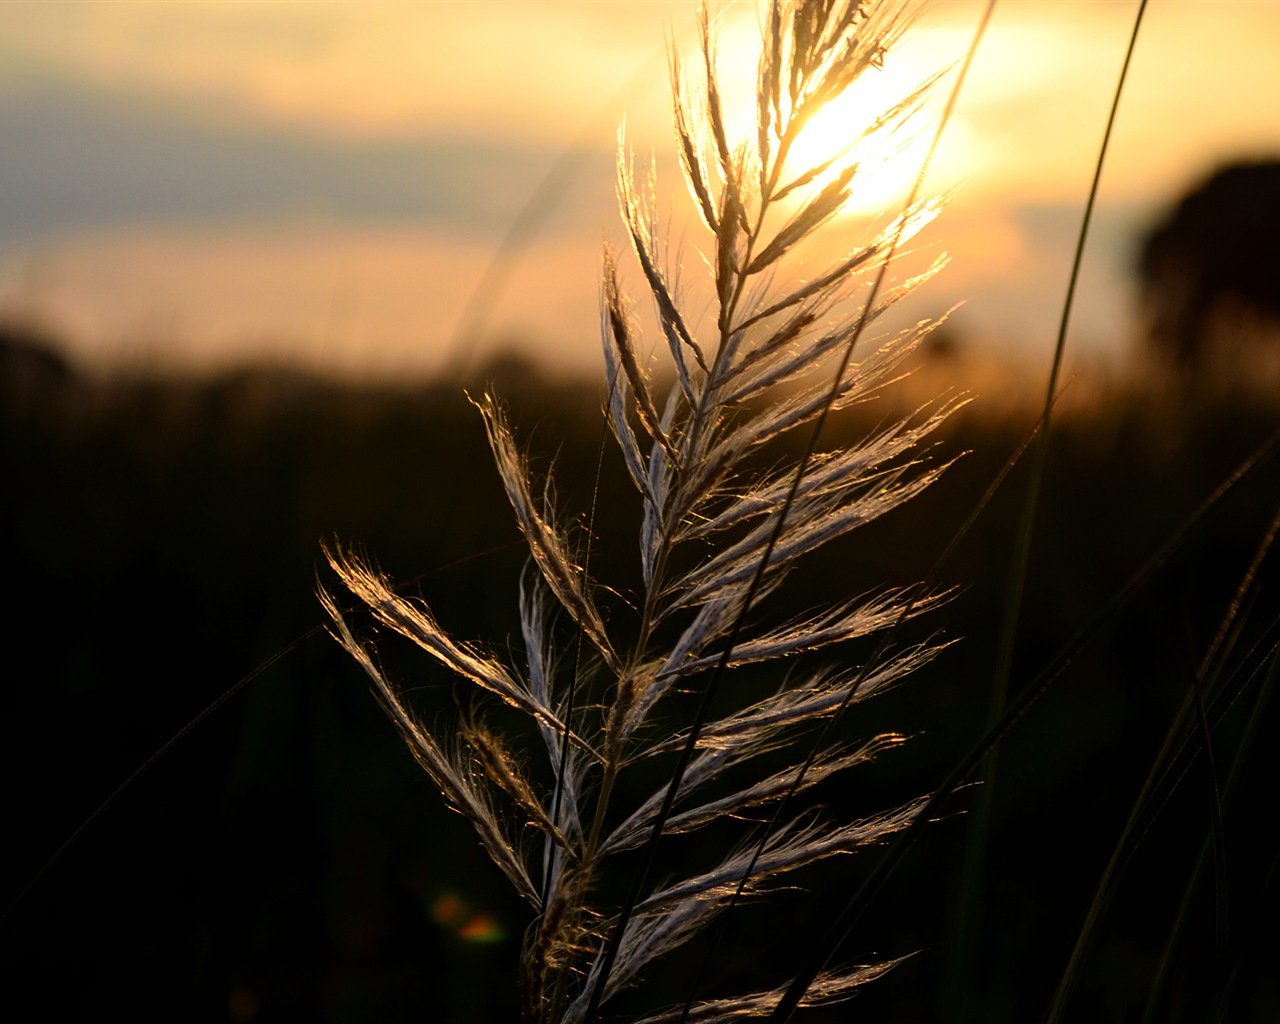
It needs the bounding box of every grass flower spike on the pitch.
[324,2,962,1021]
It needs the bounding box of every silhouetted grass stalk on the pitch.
[947,3,1148,1016]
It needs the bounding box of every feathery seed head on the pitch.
[323,3,962,1021]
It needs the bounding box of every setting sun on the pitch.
[712,9,978,218]
[782,89,974,216]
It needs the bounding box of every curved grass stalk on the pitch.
[946,3,1148,1016]
[764,425,1280,1024]
[1139,510,1280,1023]
[1044,500,1280,1024]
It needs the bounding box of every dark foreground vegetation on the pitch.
[3,329,1277,1023]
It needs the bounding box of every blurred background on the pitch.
[2,2,1278,1022]
[1,0,1278,378]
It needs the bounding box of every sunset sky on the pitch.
[1,0,1277,379]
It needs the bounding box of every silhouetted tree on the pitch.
[1138,159,1280,374]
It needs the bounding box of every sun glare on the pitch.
[712,12,974,219]
[786,91,972,217]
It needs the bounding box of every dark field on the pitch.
[3,334,1277,1023]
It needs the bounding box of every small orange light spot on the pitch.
[458,914,505,943]
[430,893,505,942]
[431,893,469,928]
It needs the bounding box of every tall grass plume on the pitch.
[323,1,964,1021]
